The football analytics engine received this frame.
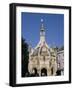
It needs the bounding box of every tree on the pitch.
[22,38,29,77]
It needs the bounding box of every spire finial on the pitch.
[40,18,45,42]
[41,18,43,22]
[41,18,44,30]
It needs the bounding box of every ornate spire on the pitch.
[40,19,45,43]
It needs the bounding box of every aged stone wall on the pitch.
[28,46,57,76]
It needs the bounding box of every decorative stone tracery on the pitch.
[28,19,57,76]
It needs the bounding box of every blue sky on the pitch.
[22,12,64,48]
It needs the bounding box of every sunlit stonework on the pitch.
[28,19,57,76]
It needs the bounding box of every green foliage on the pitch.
[22,38,29,77]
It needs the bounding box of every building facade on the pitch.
[28,19,57,76]
[57,48,64,75]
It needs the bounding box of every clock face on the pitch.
[43,32,45,35]
[40,32,45,36]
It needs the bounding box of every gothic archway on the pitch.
[41,68,47,76]
[32,68,39,76]
[51,67,53,75]
[33,68,37,75]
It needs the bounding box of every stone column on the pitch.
[37,69,41,76]
[47,68,51,76]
